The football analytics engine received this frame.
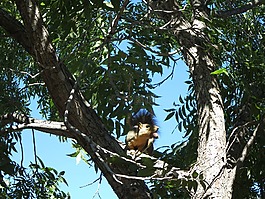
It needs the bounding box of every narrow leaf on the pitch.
[164,112,175,121]
[211,68,228,76]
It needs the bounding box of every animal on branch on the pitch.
[125,109,159,155]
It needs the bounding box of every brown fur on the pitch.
[126,110,159,155]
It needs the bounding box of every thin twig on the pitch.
[108,0,130,36]
[237,123,260,165]
[226,120,256,153]
[92,173,103,199]
[115,166,190,181]
[0,119,72,138]
[128,37,179,56]
[32,129,38,165]
[153,61,176,87]
[215,0,265,18]
[19,133,24,167]
[63,72,124,184]
[80,174,102,188]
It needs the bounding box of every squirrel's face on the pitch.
[137,122,159,139]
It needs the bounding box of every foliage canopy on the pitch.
[0,0,264,198]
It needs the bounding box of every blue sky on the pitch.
[13,60,189,198]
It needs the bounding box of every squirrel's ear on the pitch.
[138,122,143,128]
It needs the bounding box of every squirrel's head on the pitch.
[137,122,159,139]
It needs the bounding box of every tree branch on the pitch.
[0,112,148,170]
[1,111,192,190]
[0,112,72,138]
[128,36,180,56]
[226,120,256,153]
[108,0,130,36]
[0,8,34,55]
[214,0,265,18]
[236,123,260,166]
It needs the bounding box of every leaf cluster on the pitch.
[0,130,68,198]
[1,157,69,199]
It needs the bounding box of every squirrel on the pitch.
[125,109,159,155]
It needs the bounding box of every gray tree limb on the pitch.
[0,112,72,138]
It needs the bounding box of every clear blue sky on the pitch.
[13,60,189,198]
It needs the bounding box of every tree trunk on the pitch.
[171,4,234,199]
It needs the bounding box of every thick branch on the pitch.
[0,8,34,55]
[0,0,153,198]
[0,112,72,138]
[0,111,196,197]
[215,0,265,18]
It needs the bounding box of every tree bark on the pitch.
[148,0,234,197]
[181,23,228,199]
[177,11,230,199]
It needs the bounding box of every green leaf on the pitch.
[200,180,207,190]
[164,112,175,121]
[104,1,115,10]
[115,121,121,138]
[187,180,193,191]
[91,0,103,7]
[211,68,228,76]
[192,171,199,178]
[67,151,79,157]
[164,108,176,112]
[59,171,65,176]
[182,105,187,117]
[140,157,155,168]
[179,95,184,104]
[178,107,184,120]
[185,80,192,84]
[76,152,82,165]
[138,167,155,177]
[37,157,45,168]
[175,111,179,123]
[178,121,182,132]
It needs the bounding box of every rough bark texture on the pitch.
[149,0,232,198]
[180,19,228,199]
[0,0,152,198]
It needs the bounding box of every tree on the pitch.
[0,0,264,198]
